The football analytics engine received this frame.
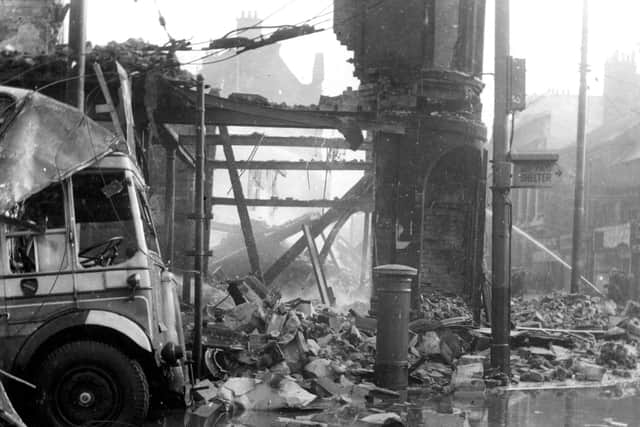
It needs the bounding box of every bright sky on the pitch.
[86,0,357,96]
[84,0,640,98]
[508,0,640,95]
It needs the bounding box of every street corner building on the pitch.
[334,0,488,308]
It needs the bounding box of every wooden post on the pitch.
[219,125,262,280]
[165,147,176,269]
[203,139,216,278]
[192,75,206,379]
[67,0,86,110]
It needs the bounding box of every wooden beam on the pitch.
[220,125,263,280]
[319,211,353,265]
[159,124,195,169]
[209,213,318,267]
[207,160,372,171]
[161,83,368,129]
[303,224,335,306]
[178,134,372,150]
[263,174,374,285]
[321,231,341,270]
[211,197,372,209]
[302,212,352,285]
[93,63,126,143]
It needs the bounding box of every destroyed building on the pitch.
[8,1,640,426]
[0,0,67,54]
[334,0,487,314]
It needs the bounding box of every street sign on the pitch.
[509,152,560,188]
[509,57,526,111]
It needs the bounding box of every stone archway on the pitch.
[419,146,484,299]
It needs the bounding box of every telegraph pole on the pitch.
[67,0,86,111]
[570,0,589,293]
[491,0,511,375]
[192,75,206,378]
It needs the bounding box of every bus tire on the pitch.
[35,340,149,427]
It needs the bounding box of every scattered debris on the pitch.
[182,275,640,421]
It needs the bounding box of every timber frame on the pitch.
[152,77,381,286]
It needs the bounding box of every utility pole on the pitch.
[192,75,206,379]
[67,0,86,111]
[570,0,589,293]
[491,0,511,375]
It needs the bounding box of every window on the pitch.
[136,189,160,255]
[73,172,138,268]
[7,183,67,274]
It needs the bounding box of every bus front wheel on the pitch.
[35,340,149,427]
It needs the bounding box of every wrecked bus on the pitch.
[0,86,185,426]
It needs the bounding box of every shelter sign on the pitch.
[509,152,560,189]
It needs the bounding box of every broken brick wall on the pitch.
[373,123,486,302]
[419,146,484,298]
[0,0,67,55]
[334,0,485,82]
[147,143,196,271]
[361,0,487,304]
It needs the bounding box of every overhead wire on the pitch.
[154,0,174,42]
[181,0,335,68]
[181,0,305,66]
[230,0,301,38]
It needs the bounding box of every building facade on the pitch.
[334,0,487,307]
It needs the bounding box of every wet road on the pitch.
[147,384,640,426]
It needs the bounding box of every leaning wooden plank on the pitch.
[263,174,373,285]
[93,62,126,143]
[219,125,262,280]
[319,211,353,266]
[303,224,334,306]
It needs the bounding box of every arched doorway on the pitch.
[419,146,485,299]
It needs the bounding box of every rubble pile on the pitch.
[183,276,487,424]
[512,293,613,330]
[0,39,188,85]
[417,291,472,322]
[182,278,640,424]
[89,39,183,74]
[508,294,640,383]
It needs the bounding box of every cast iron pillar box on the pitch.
[373,264,417,390]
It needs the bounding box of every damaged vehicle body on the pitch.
[0,86,185,426]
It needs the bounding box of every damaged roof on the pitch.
[0,85,120,214]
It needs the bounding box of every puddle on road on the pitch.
[147,386,640,426]
[147,408,291,427]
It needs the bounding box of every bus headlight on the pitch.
[161,342,184,366]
